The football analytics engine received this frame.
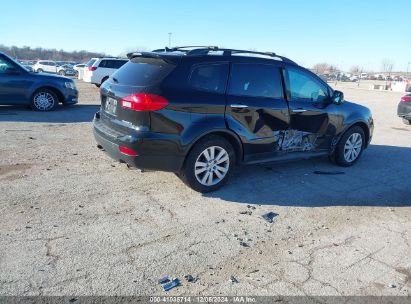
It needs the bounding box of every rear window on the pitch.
[86,59,96,67]
[111,57,175,86]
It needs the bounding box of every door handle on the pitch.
[230,104,248,109]
[292,109,307,113]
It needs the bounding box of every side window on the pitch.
[0,58,14,74]
[284,68,329,102]
[228,63,283,99]
[189,63,228,94]
[116,60,127,69]
[99,60,107,68]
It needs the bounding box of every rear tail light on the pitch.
[88,66,97,71]
[120,93,168,111]
[119,146,138,156]
[401,96,411,103]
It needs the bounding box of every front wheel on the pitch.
[31,89,58,111]
[59,70,66,76]
[179,136,235,192]
[333,126,365,167]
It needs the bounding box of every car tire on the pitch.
[179,135,235,192]
[37,69,43,73]
[59,70,66,76]
[333,126,365,167]
[31,89,58,111]
[402,118,411,125]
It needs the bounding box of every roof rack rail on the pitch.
[139,47,296,65]
[183,47,297,64]
[152,46,219,53]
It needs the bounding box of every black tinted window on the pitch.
[229,63,283,98]
[99,60,108,68]
[189,64,228,94]
[111,57,175,86]
[0,57,14,74]
[114,60,127,69]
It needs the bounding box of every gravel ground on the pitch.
[0,80,410,296]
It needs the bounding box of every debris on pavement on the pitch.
[389,283,396,288]
[239,241,250,248]
[158,276,171,284]
[240,210,252,215]
[313,170,345,175]
[262,212,279,223]
[184,274,195,282]
[163,278,181,291]
[230,275,239,283]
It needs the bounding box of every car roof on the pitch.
[128,46,297,66]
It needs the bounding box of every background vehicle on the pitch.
[73,63,85,72]
[83,57,128,87]
[32,60,59,73]
[360,72,368,79]
[398,94,411,125]
[57,64,76,76]
[0,52,78,111]
[93,46,373,192]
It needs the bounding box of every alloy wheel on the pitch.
[33,92,55,111]
[194,146,230,186]
[343,132,363,162]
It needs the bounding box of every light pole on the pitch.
[407,62,410,80]
[168,33,172,48]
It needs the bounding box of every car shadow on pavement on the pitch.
[0,104,99,123]
[205,144,411,207]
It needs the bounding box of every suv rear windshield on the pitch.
[86,59,96,67]
[111,57,175,86]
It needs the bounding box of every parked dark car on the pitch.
[93,47,374,192]
[0,52,78,111]
[398,94,411,125]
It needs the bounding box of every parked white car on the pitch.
[32,60,59,73]
[360,72,368,79]
[73,63,86,72]
[83,57,128,87]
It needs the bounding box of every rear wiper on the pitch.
[112,77,118,83]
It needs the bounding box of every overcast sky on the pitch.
[1,0,410,71]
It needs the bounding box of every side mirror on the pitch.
[331,90,344,105]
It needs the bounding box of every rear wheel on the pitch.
[31,89,58,111]
[402,118,411,125]
[333,126,365,167]
[37,68,43,73]
[179,136,235,192]
[59,70,66,76]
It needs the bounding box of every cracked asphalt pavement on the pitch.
[0,80,410,296]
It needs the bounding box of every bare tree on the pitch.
[382,59,394,75]
[312,63,331,75]
[350,65,361,74]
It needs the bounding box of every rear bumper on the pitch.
[93,112,185,172]
[397,102,411,119]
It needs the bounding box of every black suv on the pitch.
[93,47,374,192]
